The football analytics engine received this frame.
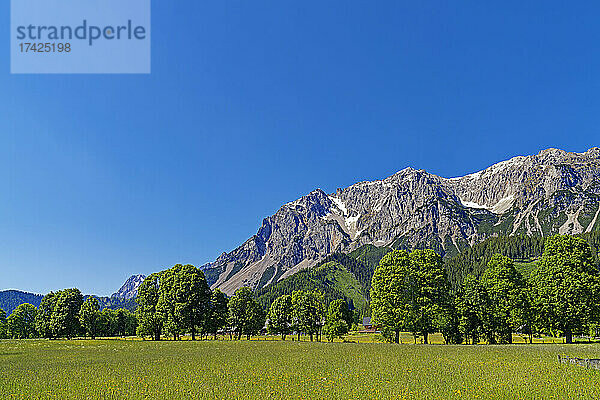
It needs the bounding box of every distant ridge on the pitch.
[0,290,43,314]
[0,275,145,315]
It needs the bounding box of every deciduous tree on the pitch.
[228,287,265,340]
[480,254,530,343]
[156,264,211,340]
[434,302,462,344]
[204,289,229,339]
[457,274,490,344]
[8,303,38,339]
[370,250,412,344]
[291,290,325,342]
[267,294,293,340]
[407,249,450,344]
[530,235,600,343]
[79,297,101,339]
[35,292,57,339]
[50,289,83,339]
[323,299,351,342]
[136,273,163,340]
[0,308,6,339]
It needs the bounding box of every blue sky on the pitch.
[1,1,599,295]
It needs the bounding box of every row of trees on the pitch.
[135,265,355,342]
[4,234,594,345]
[135,265,269,341]
[135,264,230,340]
[78,298,137,339]
[370,235,600,344]
[0,289,137,339]
[266,290,353,342]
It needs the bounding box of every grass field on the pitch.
[2,338,600,399]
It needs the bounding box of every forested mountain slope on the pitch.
[0,290,43,315]
[257,233,600,314]
[445,231,600,289]
[256,246,391,317]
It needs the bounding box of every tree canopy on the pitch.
[370,249,451,343]
[157,264,211,340]
[48,289,83,339]
[324,299,352,342]
[228,287,265,340]
[79,297,101,339]
[7,303,37,339]
[291,290,325,342]
[530,235,600,343]
[0,308,6,339]
[267,294,293,340]
[204,289,229,339]
[136,273,163,341]
[480,254,531,343]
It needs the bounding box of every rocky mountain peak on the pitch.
[585,147,600,157]
[111,274,146,300]
[538,147,567,157]
[202,147,600,295]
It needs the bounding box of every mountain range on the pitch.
[3,147,600,309]
[0,275,145,315]
[202,147,600,295]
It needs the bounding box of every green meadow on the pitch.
[2,337,600,399]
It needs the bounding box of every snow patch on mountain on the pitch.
[327,195,363,238]
[559,207,585,235]
[458,194,515,214]
[491,195,515,214]
[459,198,487,209]
[329,196,348,216]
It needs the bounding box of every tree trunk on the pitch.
[191,327,195,341]
[282,334,286,341]
[394,329,400,344]
[310,333,313,342]
[565,330,573,344]
[423,332,428,344]
[298,332,300,341]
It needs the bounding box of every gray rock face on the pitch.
[202,148,600,295]
[111,274,147,300]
